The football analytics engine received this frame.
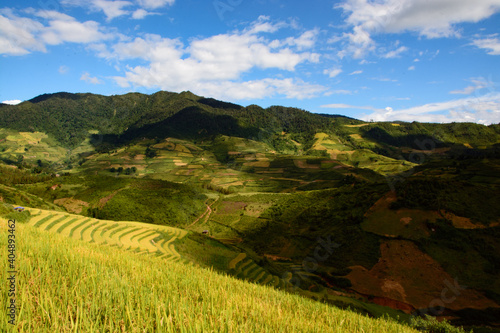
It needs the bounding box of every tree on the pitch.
[145,146,157,159]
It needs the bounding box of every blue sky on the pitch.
[1,0,500,124]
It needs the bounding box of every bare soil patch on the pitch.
[293,160,320,169]
[346,240,498,311]
[218,201,247,214]
[54,198,89,214]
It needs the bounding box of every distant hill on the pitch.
[1,90,498,152]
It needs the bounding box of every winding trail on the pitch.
[188,198,217,227]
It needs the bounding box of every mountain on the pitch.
[1,91,499,331]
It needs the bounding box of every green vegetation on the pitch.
[410,315,472,333]
[391,178,500,224]
[1,90,500,331]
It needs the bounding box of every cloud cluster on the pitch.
[81,72,103,84]
[322,93,500,125]
[337,0,500,58]
[472,37,500,55]
[62,0,174,20]
[0,10,325,101]
[450,77,494,95]
[103,17,324,100]
[0,9,112,55]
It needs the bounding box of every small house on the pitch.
[202,230,209,235]
[14,206,25,212]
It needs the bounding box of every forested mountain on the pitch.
[2,91,498,150]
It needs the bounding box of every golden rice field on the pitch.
[0,218,418,332]
[25,208,187,262]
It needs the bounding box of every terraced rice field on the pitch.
[228,252,288,288]
[26,208,188,263]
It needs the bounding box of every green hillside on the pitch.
[1,90,499,331]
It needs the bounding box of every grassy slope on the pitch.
[2,206,423,323]
[0,220,417,333]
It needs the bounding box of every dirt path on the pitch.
[97,186,129,209]
[188,205,210,227]
[188,198,217,227]
[202,203,213,224]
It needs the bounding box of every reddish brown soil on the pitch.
[264,254,292,261]
[346,240,498,312]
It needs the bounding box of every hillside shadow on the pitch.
[197,98,243,110]
[362,127,447,150]
[91,106,261,148]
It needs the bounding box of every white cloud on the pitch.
[408,65,415,70]
[331,90,353,95]
[42,19,110,45]
[371,77,397,82]
[359,92,500,124]
[59,65,69,74]
[245,16,285,35]
[2,99,22,105]
[107,17,324,100]
[320,103,381,111]
[0,11,46,55]
[94,0,132,20]
[323,67,342,78]
[62,0,133,20]
[349,70,363,75]
[472,37,500,55]
[0,9,113,55]
[81,72,104,84]
[337,0,500,58]
[132,9,153,19]
[62,0,171,19]
[449,77,495,95]
[283,28,320,50]
[383,46,408,58]
[137,0,175,10]
[118,78,326,101]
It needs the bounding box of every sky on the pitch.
[1,0,500,124]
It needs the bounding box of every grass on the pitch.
[0,220,419,332]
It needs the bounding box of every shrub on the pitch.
[410,315,472,333]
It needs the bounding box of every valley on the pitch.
[1,91,499,332]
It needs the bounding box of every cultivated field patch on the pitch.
[25,207,188,262]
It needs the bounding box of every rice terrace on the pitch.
[2,1,500,331]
